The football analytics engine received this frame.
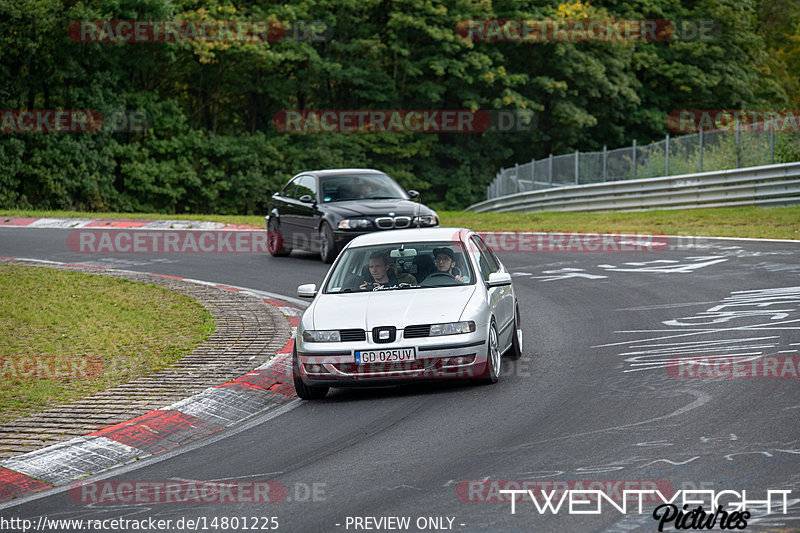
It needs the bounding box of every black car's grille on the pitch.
[339,329,366,342]
[404,324,431,338]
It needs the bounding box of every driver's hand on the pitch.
[359,281,368,290]
[455,275,464,282]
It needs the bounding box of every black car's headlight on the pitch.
[429,321,476,336]
[302,330,341,342]
[338,218,373,229]
[413,215,438,227]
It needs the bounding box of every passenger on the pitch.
[428,247,464,282]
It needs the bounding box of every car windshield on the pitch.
[319,174,408,202]
[325,242,475,293]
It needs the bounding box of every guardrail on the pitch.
[467,162,800,213]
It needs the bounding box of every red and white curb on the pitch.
[0,259,302,503]
[0,217,260,230]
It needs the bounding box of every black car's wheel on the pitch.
[319,222,336,264]
[292,346,329,400]
[478,321,501,384]
[507,302,523,359]
[267,218,291,257]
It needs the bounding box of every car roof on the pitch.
[302,168,387,177]
[346,227,474,247]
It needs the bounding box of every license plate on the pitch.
[354,347,416,364]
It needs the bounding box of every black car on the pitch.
[266,169,439,263]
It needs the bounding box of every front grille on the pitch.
[374,216,411,229]
[404,324,431,338]
[339,329,366,342]
[394,216,411,228]
[375,217,394,229]
[372,326,397,343]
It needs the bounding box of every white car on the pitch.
[293,227,523,399]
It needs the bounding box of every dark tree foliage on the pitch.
[0,0,793,212]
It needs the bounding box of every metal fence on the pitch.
[487,120,800,200]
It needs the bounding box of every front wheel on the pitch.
[507,302,523,359]
[292,348,329,400]
[319,222,336,264]
[478,322,501,384]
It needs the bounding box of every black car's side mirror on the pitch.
[407,190,420,199]
[299,194,315,204]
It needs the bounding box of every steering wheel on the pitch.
[427,272,455,279]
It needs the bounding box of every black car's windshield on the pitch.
[325,242,475,293]
[319,174,408,202]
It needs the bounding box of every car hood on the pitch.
[310,285,476,330]
[324,199,435,218]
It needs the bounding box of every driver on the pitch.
[429,247,464,282]
[360,251,416,290]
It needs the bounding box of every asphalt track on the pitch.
[1,227,799,533]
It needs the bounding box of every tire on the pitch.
[292,347,329,400]
[478,322,501,384]
[267,218,291,257]
[507,302,523,359]
[319,222,336,264]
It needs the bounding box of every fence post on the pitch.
[699,128,703,172]
[603,145,607,181]
[665,133,670,176]
[573,150,578,184]
[735,119,740,168]
[548,153,553,185]
[531,158,536,190]
[770,117,775,164]
[632,139,637,179]
[514,163,520,193]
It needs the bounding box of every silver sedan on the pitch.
[293,227,523,399]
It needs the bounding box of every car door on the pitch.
[292,175,320,249]
[471,235,515,348]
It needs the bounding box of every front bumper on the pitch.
[296,331,488,386]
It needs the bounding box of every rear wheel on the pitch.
[292,347,329,400]
[267,218,291,257]
[319,222,336,264]
[478,322,501,384]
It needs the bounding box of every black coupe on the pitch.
[265,169,439,263]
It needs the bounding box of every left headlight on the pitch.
[302,330,341,342]
[413,215,438,227]
[338,218,373,230]
[429,321,476,336]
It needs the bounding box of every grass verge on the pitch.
[0,264,215,423]
[1,206,798,240]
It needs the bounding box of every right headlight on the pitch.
[338,218,373,229]
[429,321,476,336]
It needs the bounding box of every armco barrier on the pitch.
[467,162,800,213]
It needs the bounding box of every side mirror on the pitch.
[299,194,315,204]
[487,272,512,287]
[297,283,317,298]
[407,190,420,199]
